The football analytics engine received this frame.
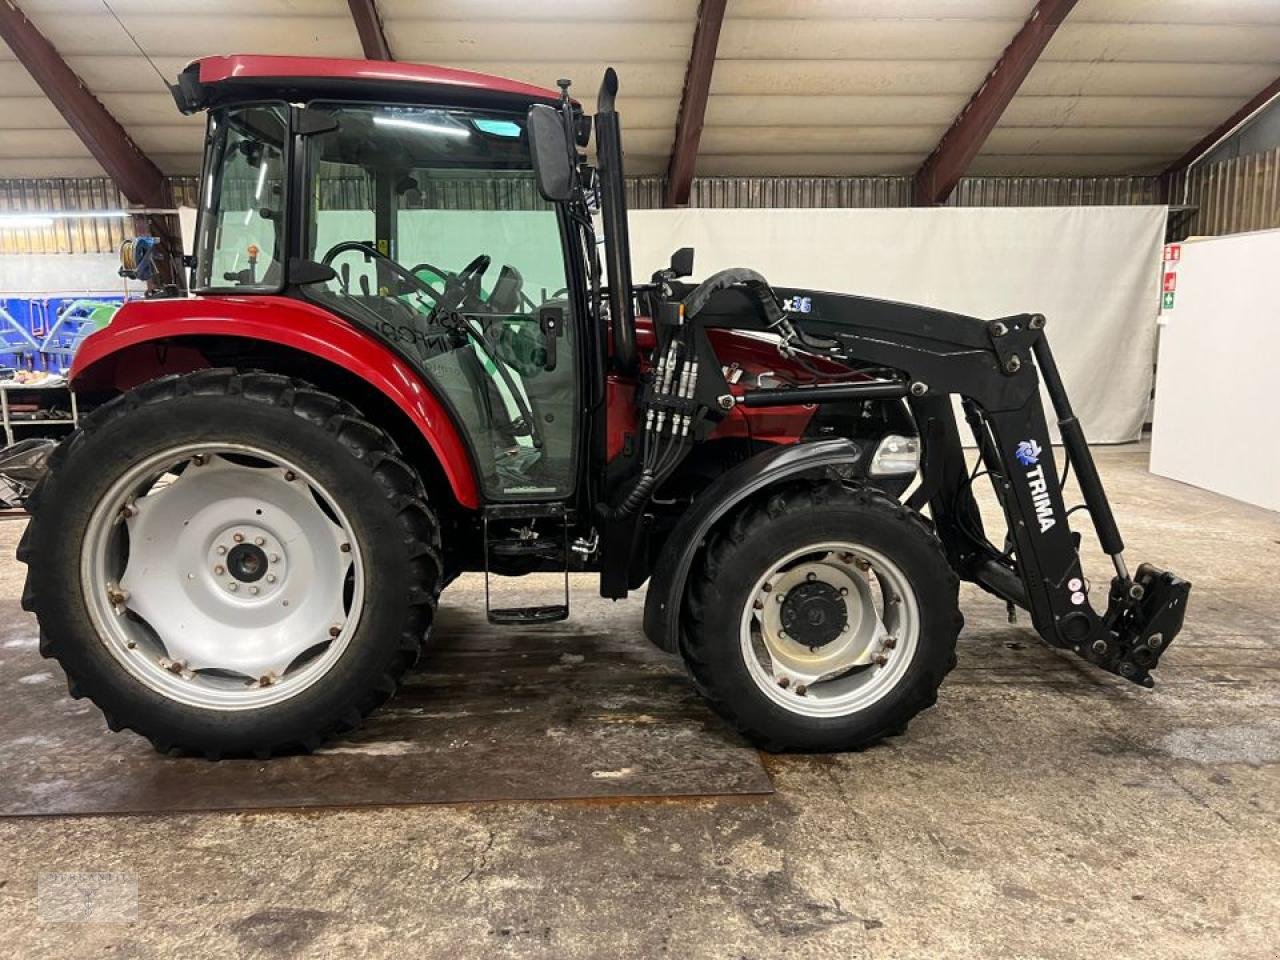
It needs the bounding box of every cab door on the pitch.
[298,103,580,502]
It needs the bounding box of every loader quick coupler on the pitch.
[1085,564,1191,687]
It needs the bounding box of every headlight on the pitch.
[869,434,919,476]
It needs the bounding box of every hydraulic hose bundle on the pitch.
[598,303,704,520]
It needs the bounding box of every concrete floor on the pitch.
[1,444,1277,959]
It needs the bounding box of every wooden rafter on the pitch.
[347,0,393,61]
[912,0,1078,206]
[0,0,168,207]
[665,0,727,207]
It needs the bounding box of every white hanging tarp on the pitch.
[628,206,1166,444]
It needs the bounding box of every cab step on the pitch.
[483,503,569,624]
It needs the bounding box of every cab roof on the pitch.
[173,55,564,115]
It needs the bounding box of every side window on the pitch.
[303,105,578,502]
[194,105,288,290]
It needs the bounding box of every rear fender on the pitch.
[642,438,862,652]
[71,295,480,509]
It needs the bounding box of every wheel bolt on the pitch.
[227,582,238,592]
[249,586,259,596]
[884,636,897,649]
[753,599,763,610]
[329,625,341,637]
[340,543,351,553]
[284,470,296,481]
[761,582,772,593]
[806,572,817,582]
[233,533,244,543]
[795,684,808,696]
[266,574,276,584]
[270,554,279,564]
[874,653,888,666]
[839,587,849,597]
[777,677,790,688]
[216,545,227,555]
[255,537,265,546]
[214,565,224,575]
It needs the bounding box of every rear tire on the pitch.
[682,480,960,752]
[18,370,443,758]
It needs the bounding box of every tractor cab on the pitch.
[179,57,586,505]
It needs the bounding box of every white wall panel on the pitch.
[628,205,1165,444]
[1151,229,1280,512]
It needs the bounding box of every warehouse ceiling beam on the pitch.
[0,0,181,284]
[912,0,1078,206]
[665,0,727,207]
[0,0,167,208]
[347,0,393,61]
[1160,76,1280,181]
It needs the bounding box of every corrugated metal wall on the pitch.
[0,179,134,255]
[6,165,1276,256]
[1168,147,1280,237]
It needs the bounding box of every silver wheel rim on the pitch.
[81,443,365,711]
[739,541,920,719]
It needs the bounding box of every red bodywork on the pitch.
[603,318,838,462]
[71,297,481,509]
[74,299,835,511]
[194,55,562,105]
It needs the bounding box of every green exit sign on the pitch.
[1162,291,1175,310]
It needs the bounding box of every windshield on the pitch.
[301,103,578,501]
[193,104,288,291]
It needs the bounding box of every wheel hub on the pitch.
[226,542,268,583]
[780,580,847,649]
[206,524,287,598]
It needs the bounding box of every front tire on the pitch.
[18,370,443,758]
[682,481,960,752]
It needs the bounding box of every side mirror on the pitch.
[527,104,575,202]
[669,247,694,278]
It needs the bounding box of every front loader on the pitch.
[17,56,1188,758]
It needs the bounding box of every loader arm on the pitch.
[682,281,1190,688]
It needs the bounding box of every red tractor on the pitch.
[18,56,1189,759]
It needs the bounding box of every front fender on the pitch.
[642,437,862,653]
[71,295,480,509]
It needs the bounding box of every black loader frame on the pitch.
[633,276,1190,688]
